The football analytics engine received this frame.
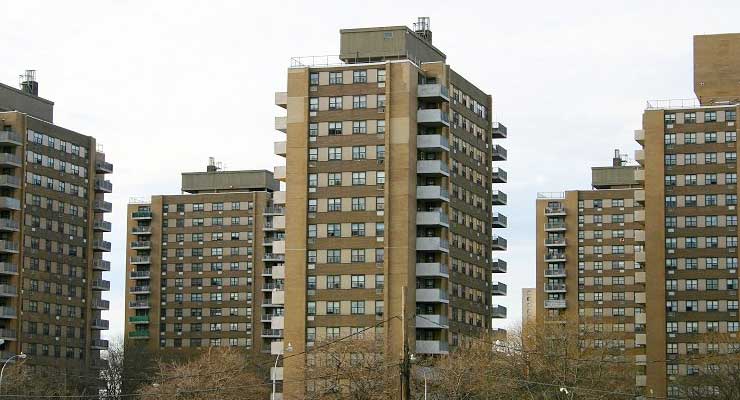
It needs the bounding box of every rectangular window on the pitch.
[328,122,342,135]
[327,198,341,212]
[351,197,366,211]
[351,301,365,315]
[327,223,341,237]
[352,146,366,160]
[309,72,319,85]
[377,120,386,134]
[352,95,367,109]
[328,173,342,186]
[684,133,697,144]
[326,250,341,264]
[352,120,367,134]
[705,111,717,122]
[329,96,342,110]
[329,72,342,85]
[328,147,342,160]
[705,132,717,143]
[352,172,366,185]
[352,70,367,83]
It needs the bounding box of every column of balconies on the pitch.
[128,204,153,341]
[262,194,286,353]
[491,122,508,321]
[0,131,20,348]
[543,201,568,312]
[90,150,113,357]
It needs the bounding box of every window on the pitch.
[308,173,318,187]
[686,279,698,290]
[685,174,697,185]
[352,120,367,134]
[327,198,342,212]
[351,223,365,237]
[707,236,719,248]
[376,222,385,237]
[728,173,737,184]
[706,216,718,227]
[684,132,697,144]
[352,146,366,160]
[376,197,385,211]
[377,120,385,134]
[664,133,676,145]
[665,113,676,124]
[376,171,385,185]
[327,250,341,264]
[307,224,317,238]
[705,111,717,122]
[351,249,365,263]
[329,96,342,110]
[328,147,342,160]
[685,195,697,207]
[376,145,385,159]
[327,275,341,289]
[728,215,738,226]
[327,223,341,237]
[377,70,386,83]
[309,97,319,112]
[352,172,366,185]
[351,275,365,288]
[664,175,676,186]
[706,153,718,164]
[684,112,696,123]
[328,173,342,186]
[308,148,318,161]
[329,72,342,85]
[377,94,386,108]
[352,70,367,83]
[685,237,698,248]
[309,72,319,85]
[309,123,319,137]
[728,111,737,122]
[705,132,717,143]
[665,196,677,208]
[664,154,676,166]
[326,301,341,315]
[727,152,737,163]
[706,194,718,206]
[351,301,365,315]
[353,95,367,109]
[328,122,342,135]
[351,197,366,211]
[728,194,738,205]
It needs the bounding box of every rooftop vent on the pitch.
[19,70,38,96]
[207,157,223,172]
[413,17,432,43]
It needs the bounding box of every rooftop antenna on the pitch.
[413,17,432,43]
[207,157,221,172]
[19,70,39,96]
[613,149,628,166]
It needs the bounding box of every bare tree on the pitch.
[0,360,83,397]
[138,346,270,400]
[675,332,740,400]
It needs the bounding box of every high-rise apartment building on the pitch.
[124,163,284,354]
[273,19,508,398]
[535,33,740,398]
[0,72,112,373]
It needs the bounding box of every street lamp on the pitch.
[272,342,292,400]
[0,353,27,394]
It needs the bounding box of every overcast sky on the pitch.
[3,0,740,341]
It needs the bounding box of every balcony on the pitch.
[132,225,152,234]
[545,237,566,247]
[264,206,285,215]
[91,339,109,350]
[0,153,21,167]
[492,122,507,139]
[274,141,287,157]
[544,268,567,278]
[96,160,114,174]
[94,179,113,193]
[635,169,644,182]
[91,319,109,330]
[91,280,110,291]
[93,240,111,252]
[492,282,507,296]
[544,205,566,216]
[634,190,645,204]
[0,262,18,275]
[0,197,20,211]
[492,258,507,273]
[417,109,450,127]
[635,149,645,166]
[417,84,450,102]
[275,91,287,108]
[492,236,507,251]
[544,222,566,232]
[94,200,113,213]
[634,129,644,144]
[544,299,567,309]
[417,160,449,176]
[544,253,566,262]
[492,305,507,319]
[0,219,19,232]
[275,116,287,133]
[492,213,507,228]
[415,263,449,278]
[0,284,17,297]
[415,314,448,329]
[93,259,111,271]
[131,211,152,220]
[129,301,151,309]
[93,220,112,232]
[416,210,449,227]
[129,315,150,324]
[129,286,151,294]
[416,237,449,253]
[634,210,645,223]
[0,175,20,189]
[492,145,507,161]
[415,340,449,355]
[492,190,507,205]
[492,168,507,183]
[130,241,151,250]
[129,270,151,279]
[0,132,21,145]
[130,256,151,265]
[416,185,449,201]
[129,330,150,339]
[545,283,567,293]
[0,241,18,254]
[635,230,645,242]
[92,300,110,310]
[263,253,286,262]
[416,134,450,151]
[0,329,15,340]
[261,329,284,338]
[415,288,449,303]
[262,283,285,291]
[274,165,286,181]
[0,306,16,319]
[635,251,646,263]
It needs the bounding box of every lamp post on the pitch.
[272,342,292,400]
[0,353,27,394]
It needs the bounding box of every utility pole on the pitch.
[401,286,411,400]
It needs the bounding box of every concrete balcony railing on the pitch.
[0,153,21,167]
[263,253,286,262]
[544,299,567,309]
[635,169,645,182]
[0,284,17,297]
[544,205,566,215]
[492,190,507,205]
[0,197,20,211]
[129,286,151,294]
[416,210,449,227]
[492,236,507,251]
[634,129,645,144]
[94,200,113,213]
[261,329,284,338]
[417,109,450,127]
[545,283,567,292]
[492,305,507,318]
[93,240,112,252]
[96,159,114,174]
[0,219,19,232]
[635,230,646,242]
[0,175,20,188]
[264,206,285,215]
[274,141,287,157]
[415,340,449,355]
[415,314,448,329]
[92,300,110,310]
[492,145,507,161]
[132,225,152,234]
[634,209,645,223]
[417,160,449,176]
[0,131,21,145]
[545,253,566,262]
[492,122,507,139]
[635,149,645,166]
[129,301,151,309]
[417,134,450,151]
[130,241,151,250]
[492,213,507,228]
[274,165,286,181]
[415,288,449,303]
[91,339,109,349]
[275,116,287,133]
[415,263,449,278]
[129,270,151,279]
[93,220,112,232]
[93,259,111,271]
[544,222,566,231]
[130,256,151,265]
[544,268,567,278]
[492,168,507,183]
[416,185,449,201]
[634,190,645,203]
[91,280,110,291]
[545,237,566,246]
[91,319,109,329]
[0,241,19,254]
[492,282,507,296]
[94,179,113,193]
[0,262,18,275]
[131,211,152,220]
[417,84,450,102]
[0,306,16,319]
[274,91,287,108]
[635,251,646,263]
[416,237,449,252]
[492,258,507,273]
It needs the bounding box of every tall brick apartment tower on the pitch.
[124,163,284,355]
[273,19,508,398]
[0,72,112,373]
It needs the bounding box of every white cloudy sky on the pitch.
[3,0,740,340]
